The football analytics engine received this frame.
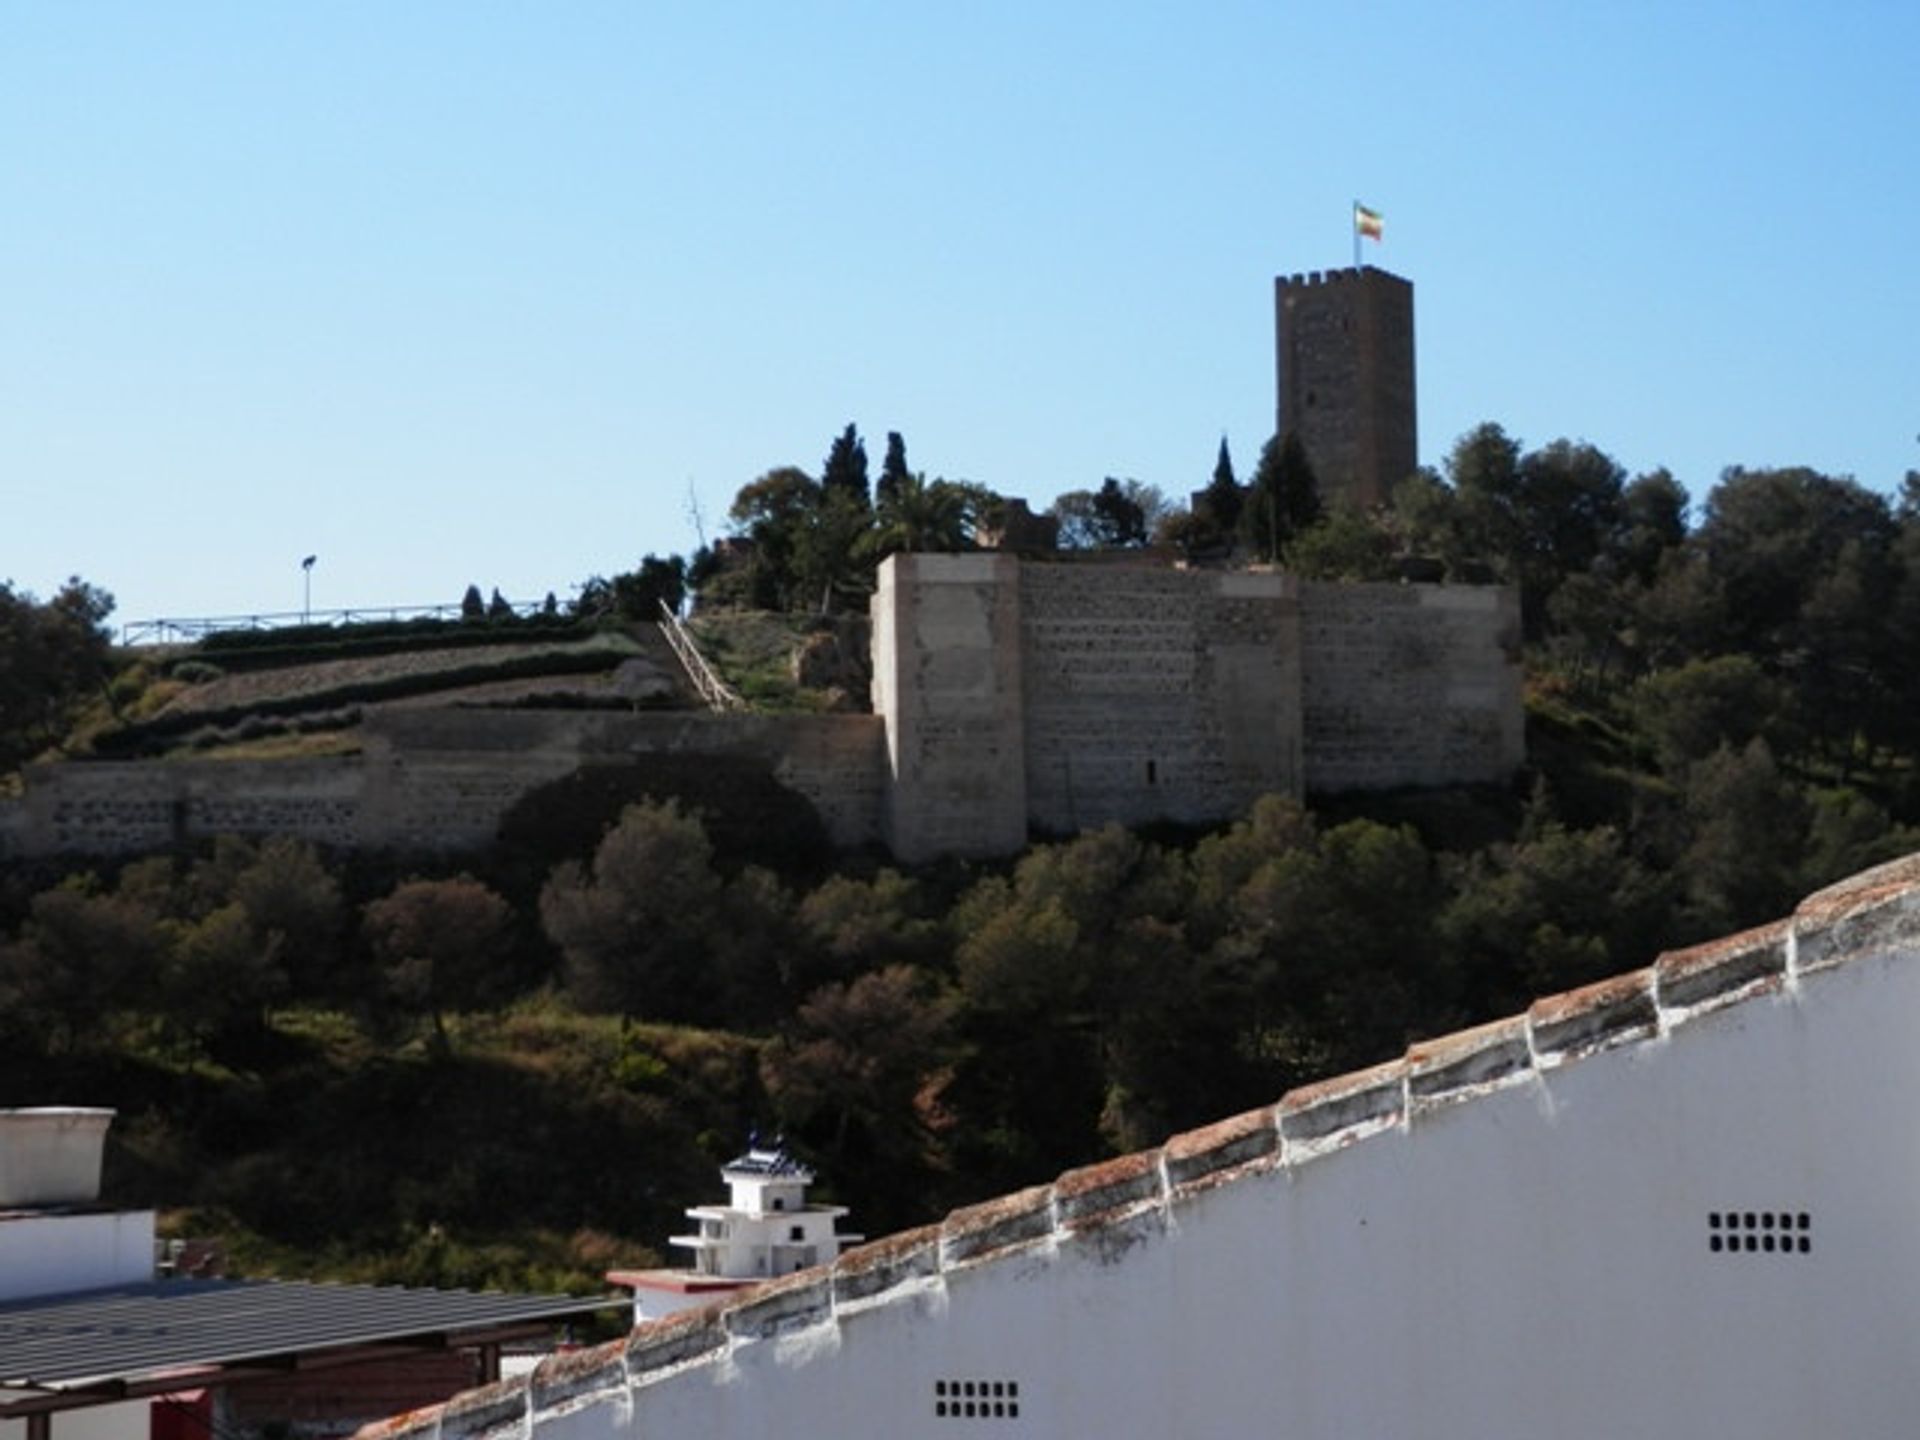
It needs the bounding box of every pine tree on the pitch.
[1199,437,1243,534]
[821,423,871,510]
[877,432,911,508]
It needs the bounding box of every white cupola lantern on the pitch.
[608,1137,861,1323]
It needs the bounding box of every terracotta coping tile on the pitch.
[1654,921,1788,1010]
[1795,854,1920,925]
[1054,1150,1164,1227]
[1795,869,1920,975]
[1164,1106,1281,1190]
[1529,970,1658,1058]
[531,1338,627,1412]
[1279,1058,1406,1143]
[1406,1016,1531,1100]
[722,1269,834,1341]
[940,1185,1054,1266]
[354,1407,442,1440]
[438,1379,528,1440]
[624,1306,727,1376]
[832,1224,942,1303]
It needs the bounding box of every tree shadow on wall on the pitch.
[496,756,834,879]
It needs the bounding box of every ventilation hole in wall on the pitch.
[934,1379,1023,1421]
[1708,1209,1812,1256]
[1146,760,1157,785]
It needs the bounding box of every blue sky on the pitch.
[4,2,1915,627]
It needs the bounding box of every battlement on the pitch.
[1275,264,1409,291]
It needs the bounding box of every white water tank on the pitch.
[0,1107,115,1207]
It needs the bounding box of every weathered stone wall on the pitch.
[0,757,364,857]
[0,711,886,860]
[361,710,888,854]
[1017,564,1301,835]
[1298,581,1523,791]
[871,554,1027,863]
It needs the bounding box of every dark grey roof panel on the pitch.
[0,1279,615,1402]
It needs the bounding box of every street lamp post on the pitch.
[301,555,317,623]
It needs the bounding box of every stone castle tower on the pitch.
[1274,266,1417,511]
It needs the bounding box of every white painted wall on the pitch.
[429,905,1920,1438]
[0,1400,150,1440]
[0,1210,156,1440]
[0,1210,155,1303]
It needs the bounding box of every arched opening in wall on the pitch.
[497,755,833,878]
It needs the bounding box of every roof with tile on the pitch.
[355,850,1920,1440]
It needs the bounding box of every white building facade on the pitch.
[365,853,1920,1439]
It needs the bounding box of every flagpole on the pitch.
[1352,199,1360,271]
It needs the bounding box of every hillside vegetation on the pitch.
[5,422,1920,1294]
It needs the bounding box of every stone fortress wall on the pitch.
[0,558,1521,864]
[873,555,1520,862]
[0,711,887,862]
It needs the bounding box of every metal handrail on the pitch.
[120,600,558,647]
[657,602,745,713]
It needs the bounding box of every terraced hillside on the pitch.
[94,622,703,760]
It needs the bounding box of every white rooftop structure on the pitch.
[609,1141,860,1323]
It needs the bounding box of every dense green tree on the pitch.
[1443,428,1628,633]
[0,876,163,1053]
[1051,478,1155,549]
[0,578,115,774]
[1678,739,1809,934]
[794,488,874,613]
[947,826,1192,1176]
[866,473,972,559]
[1627,547,1727,671]
[1515,440,1627,586]
[577,554,688,620]
[162,902,289,1045]
[727,467,822,610]
[1696,467,1898,762]
[793,868,942,993]
[1631,655,1791,775]
[761,964,956,1209]
[1443,422,1526,565]
[541,800,782,1023]
[1798,789,1920,895]
[222,837,345,997]
[1242,432,1321,560]
[364,875,517,1048]
[1439,819,1670,1012]
[1286,508,1399,580]
[1697,466,1896,657]
[1611,468,1690,585]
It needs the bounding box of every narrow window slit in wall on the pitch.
[1707,1210,1811,1255]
